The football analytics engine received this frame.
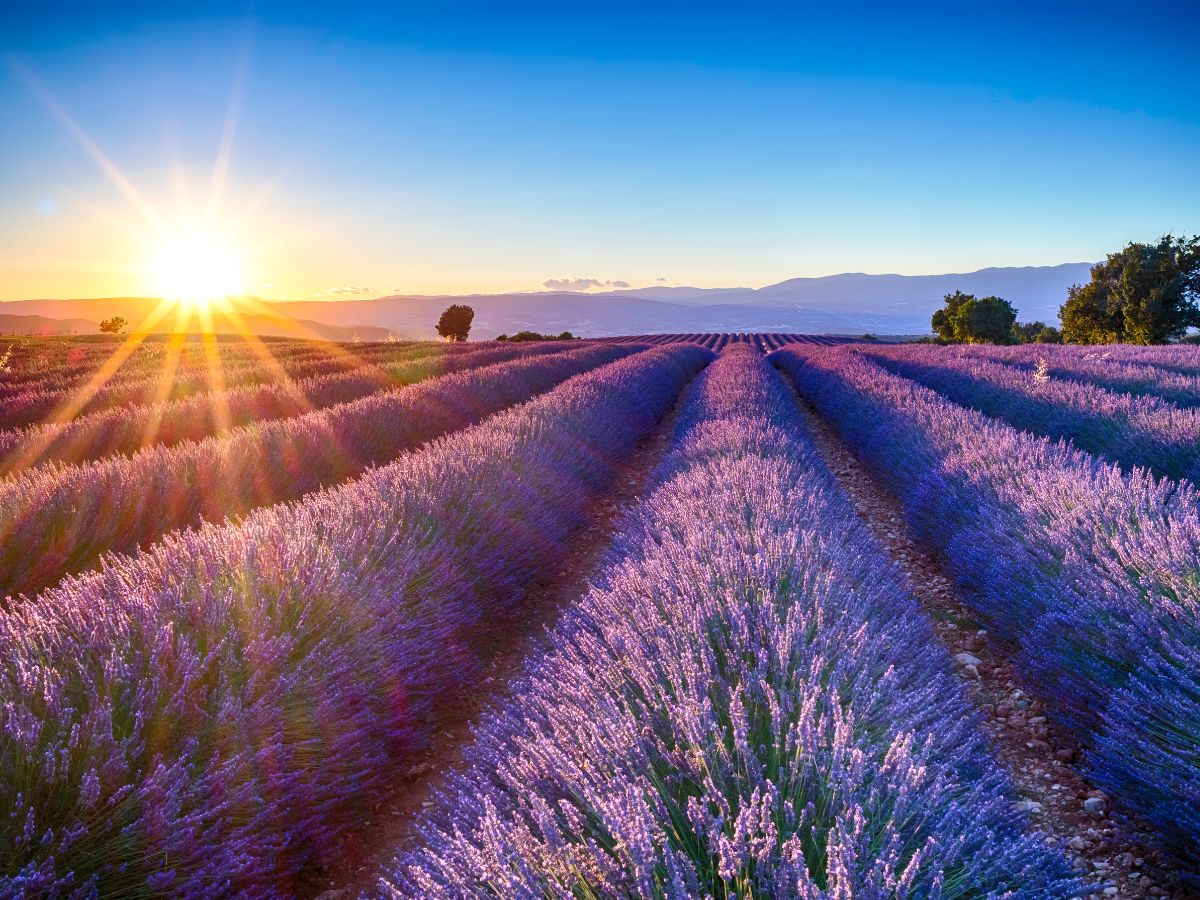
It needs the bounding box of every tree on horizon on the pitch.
[99,316,128,334]
[931,291,1017,343]
[436,304,474,342]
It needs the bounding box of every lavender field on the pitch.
[3,333,1199,898]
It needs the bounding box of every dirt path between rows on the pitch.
[304,393,688,899]
[794,396,1184,900]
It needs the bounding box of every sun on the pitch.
[143,226,248,309]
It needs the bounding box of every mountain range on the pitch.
[1,263,1093,339]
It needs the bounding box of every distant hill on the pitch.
[267,264,1092,337]
[4,264,1093,338]
[0,300,396,342]
[686,264,1093,324]
[0,314,99,336]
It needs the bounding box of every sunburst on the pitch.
[7,52,370,468]
[142,225,248,313]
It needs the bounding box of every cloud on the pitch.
[542,276,631,292]
[318,286,376,296]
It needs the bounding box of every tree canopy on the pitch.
[436,304,474,342]
[931,291,1017,344]
[1060,234,1200,344]
[98,316,128,334]
[1012,320,1062,344]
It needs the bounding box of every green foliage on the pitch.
[1060,234,1200,344]
[98,316,128,334]
[931,291,1017,344]
[436,305,474,342]
[1012,321,1062,344]
[495,330,579,342]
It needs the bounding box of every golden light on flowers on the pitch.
[143,225,248,311]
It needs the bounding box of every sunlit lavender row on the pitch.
[0,342,626,603]
[0,340,569,475]
[0,343,710,895]
[0,337,337,397]
[0,338,461,428]
[0,334,432,391]
[775,343,1200,882]
[391,346,1079,897]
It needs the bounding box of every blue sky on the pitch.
[2,1,1197,299]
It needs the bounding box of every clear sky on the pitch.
[2,1,1197,300]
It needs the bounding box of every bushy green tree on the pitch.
[1013,321,1062,344]
[1060,234,1200,344]
[931,291,1017,343]
[436,304,474,342]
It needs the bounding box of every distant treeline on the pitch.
[495,330,580,342]
[928,234,1200,345]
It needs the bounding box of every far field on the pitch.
[0,332,1196,898]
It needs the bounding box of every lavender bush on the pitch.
[391,346,1077,898]
[0,344,710,895]
[774,344,1200,881]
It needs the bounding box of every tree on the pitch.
[931,291,1017,343]
[99,316,128,334]
[436,305,474,342]
[1060,234,1200,344]
[931,290,971,341]
[1013,321,1062,344]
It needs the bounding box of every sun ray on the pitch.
[208,298,316,408]
[206,31,252,231]
[3,298,178,472]
[10,60,163,231]
[194,303,235,436]
[136,329,189,451]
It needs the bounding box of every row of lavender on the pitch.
[0,335,849,432]
[0,341,576,477]
[0,338,460,430]
[861,344,1200,483]
[0,333,432,393]
[0,337,367,404]
[605,332,858,352]
[392,346,1078,897]
[0,343,711,895]
[0,342,625,603]
[0,336,339,394]
[775,344,1200,882]
[977,343,1200,405]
